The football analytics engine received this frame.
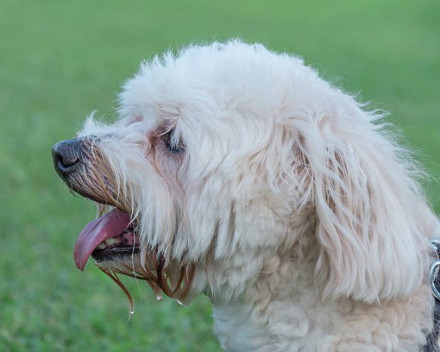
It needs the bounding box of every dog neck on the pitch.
[202,237,433,351]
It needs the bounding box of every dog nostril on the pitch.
[55,151,79,170]
[52,139,82,177]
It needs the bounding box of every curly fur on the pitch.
[76,41,440,351]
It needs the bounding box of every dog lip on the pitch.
[73,208,132,271]
[91,245,140,263]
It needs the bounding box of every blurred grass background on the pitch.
[0,0,439,351]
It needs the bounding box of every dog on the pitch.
[52,41,440,351]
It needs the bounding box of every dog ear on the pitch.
[292,108,434,303]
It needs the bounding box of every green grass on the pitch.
[1,0,439,351]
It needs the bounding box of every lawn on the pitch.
[0,0,439,351]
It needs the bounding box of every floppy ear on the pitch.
[294,108,434,303]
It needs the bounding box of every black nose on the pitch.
[52,138,82,178]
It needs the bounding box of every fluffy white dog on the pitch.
[53,41,440,351]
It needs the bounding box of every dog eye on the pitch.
[161,131,185,154]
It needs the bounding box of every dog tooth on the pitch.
[97,243,106,250]
[105,237,120,246]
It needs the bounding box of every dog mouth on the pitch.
[72,196,195,307]
[73,208,139,271]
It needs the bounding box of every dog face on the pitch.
[53,41,436,307]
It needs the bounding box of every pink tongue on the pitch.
[73,208,131,271]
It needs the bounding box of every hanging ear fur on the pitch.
[293,105,435,303]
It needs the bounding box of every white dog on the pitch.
[53,41,440,351]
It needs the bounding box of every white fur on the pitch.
[80,41,440,351]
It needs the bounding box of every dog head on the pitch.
[53,41,437,306]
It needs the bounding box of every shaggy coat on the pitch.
[56,41,440,351]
